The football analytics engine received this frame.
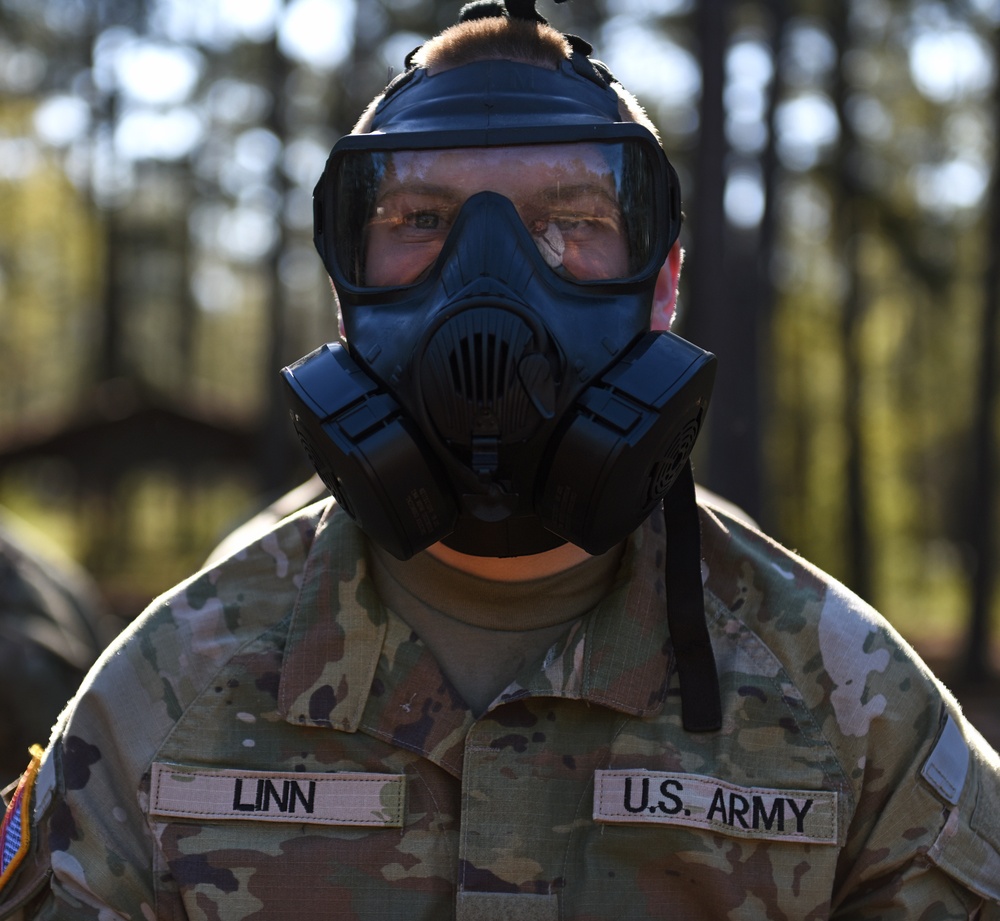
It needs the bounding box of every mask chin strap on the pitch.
[663,460,722,732]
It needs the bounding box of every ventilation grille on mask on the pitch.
[421,308,547,445]
[645,414,702,505]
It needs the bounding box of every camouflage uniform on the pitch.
[1,499,998,919]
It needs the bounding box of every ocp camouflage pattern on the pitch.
[1,499,999,919]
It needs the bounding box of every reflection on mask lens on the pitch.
[331,140,659,288]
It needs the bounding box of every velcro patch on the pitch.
[150,763,406,827]
[0,745,43,894]
[920,712,969,806]
[594,770,838,845]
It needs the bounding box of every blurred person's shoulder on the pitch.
[0,507,110,659]
[0,508,112,784]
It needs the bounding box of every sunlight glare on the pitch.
[34,96,91,147]
[909,28,994,103]
[115,41,203,105]
[600,18,700,107]
[278,0,357,70]
[725,167,766,229]
[775,93,839,171]
[912,159,989,214]
[115,108,204,161]
[155,0,280,45]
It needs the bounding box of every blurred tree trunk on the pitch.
[95,61,126,383]
[683,0,732,501]
[91,0,150,385]
[712,0,789,529]
[259,22,301,497]
[962,23,1000,682]
[754,0,788,534]
[830,0,873,604]
[99,191,127,381]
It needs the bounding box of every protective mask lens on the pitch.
[328,140,664,288]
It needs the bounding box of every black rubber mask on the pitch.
[283,59,715,560]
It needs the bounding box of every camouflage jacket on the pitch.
[1,500,999,920]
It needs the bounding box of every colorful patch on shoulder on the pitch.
[0,745,43,893]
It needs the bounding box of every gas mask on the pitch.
[282,58,716,563]
[282,22,723,732]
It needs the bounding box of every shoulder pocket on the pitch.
[926,722,1000,903]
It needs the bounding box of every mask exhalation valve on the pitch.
[415,304,560,521]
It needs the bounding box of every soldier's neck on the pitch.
[425,540,593,581]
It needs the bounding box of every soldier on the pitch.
[2,1,999,918]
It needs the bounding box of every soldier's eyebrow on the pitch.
[536,182,620,206]
[374,181,618,213]
[375,181,462,206]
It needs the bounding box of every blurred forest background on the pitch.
[1,0,999,688]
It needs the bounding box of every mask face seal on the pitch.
[283,59,715,561]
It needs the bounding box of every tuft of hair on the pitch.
[353,16,662,145]
[411,17,570,72]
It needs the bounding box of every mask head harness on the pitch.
[283,0,721,731]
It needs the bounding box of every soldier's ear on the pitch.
[329,277,346,340]
[650,241,683,332]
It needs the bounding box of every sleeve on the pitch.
[699,513,1000,918]
[0,708,163,920]
[917,712,1000,918]
[0,588,200,920]
[0,509,324,921]
[831,701,1000,918]
[832,862,998,919]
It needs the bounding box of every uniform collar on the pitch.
[278,503,674,775]
[505,509,673,714]
[277,502,387,733]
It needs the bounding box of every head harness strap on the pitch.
[459,0,561,24]
[664,462,723,732]
[398,0,616,96]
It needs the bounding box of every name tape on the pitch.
[150,763,406,827]
[594,770,838,845]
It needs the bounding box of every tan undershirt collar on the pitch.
[368,541,625,713]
